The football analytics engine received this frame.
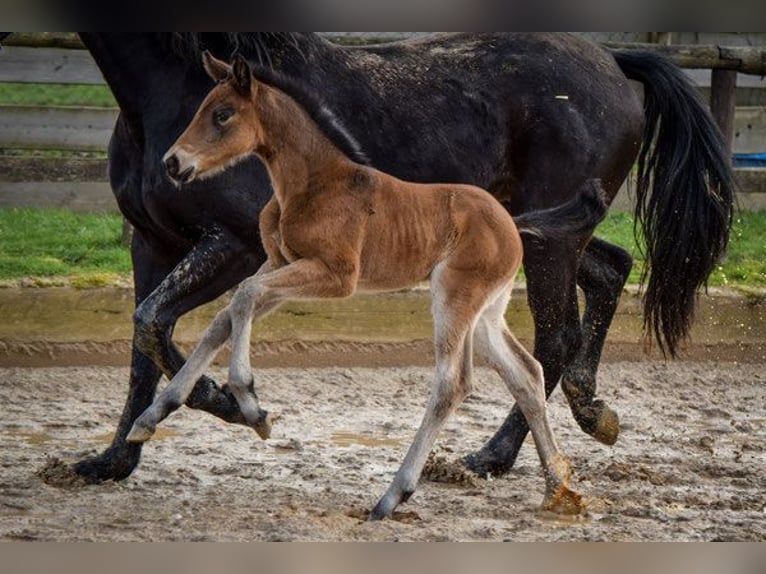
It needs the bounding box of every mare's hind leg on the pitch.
[474,287,582,514]
[369,267,479,520]
[465,242,581,477]
[561,237,633,445]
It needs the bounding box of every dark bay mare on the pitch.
[14,33,733,483]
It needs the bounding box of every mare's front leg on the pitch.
[73,227,261,482]
[131,226,266,420]
[137,256,355,443]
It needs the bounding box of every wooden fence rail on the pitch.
[0,105,118,150]
[1,33,765,213]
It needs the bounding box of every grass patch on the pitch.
[708,212,766,287]
[0,208,762,289]
[595,210,766,288]
[0,83,117,108]
[0,209,131,283]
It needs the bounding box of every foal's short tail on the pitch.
[513,178,607,242]
[612,50,735,358]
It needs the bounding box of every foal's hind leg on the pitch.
[465,242,581,477]
[369,267,479,520]
[474,287,583,514]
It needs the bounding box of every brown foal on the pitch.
[127,52,583,519]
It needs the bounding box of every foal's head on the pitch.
[164,52,261,186]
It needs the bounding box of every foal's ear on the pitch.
[202,50,230,83]
[231,54,252,97]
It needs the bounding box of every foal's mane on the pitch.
[249,64,370,166]
[163,33,368,165]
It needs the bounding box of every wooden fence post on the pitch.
[710,68,738,162]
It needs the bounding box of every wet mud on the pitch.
[1,362,763,541]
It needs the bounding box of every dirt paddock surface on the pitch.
[0,360,764,541]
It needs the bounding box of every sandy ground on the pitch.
[0,360,764,542]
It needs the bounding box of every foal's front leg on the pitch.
[226,276,282,440]
[127,263,280,443]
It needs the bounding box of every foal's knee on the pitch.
[230,285,259,319]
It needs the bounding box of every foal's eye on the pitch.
[213,108,234,127]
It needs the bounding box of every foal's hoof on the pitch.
[126,418,155,444]
[368,493,401,521]
[368,501,391,521]
[542,484,585,516]
[252,411,280,441]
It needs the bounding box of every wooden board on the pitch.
[0,156,108,182]
[0,181,117,213]
[732,107,766,154]
[0,105,118,150]
[0,46,105,85]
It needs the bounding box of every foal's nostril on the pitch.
[165,155,180,179]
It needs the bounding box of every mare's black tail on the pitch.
[514,178,607,242]
[612,50,735,357]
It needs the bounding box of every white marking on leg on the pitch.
[371,266,478,519]
[474,285,570,491]
[226,274,282,439]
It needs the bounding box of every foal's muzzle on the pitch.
[164,154,195,185]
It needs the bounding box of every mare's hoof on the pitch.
[253,411,280,440]
[126,420,155,444]
[588,401,620,446]
[562,377,620,447]
[542,484,585,516]
[463,450,514,479]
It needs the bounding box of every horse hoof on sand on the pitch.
[253,412,280,440]
[589,401,620,446]
[367,504,390,522]
[542,485,585,516]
